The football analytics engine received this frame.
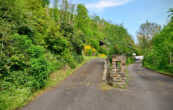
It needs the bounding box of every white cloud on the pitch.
[86,0,131,9]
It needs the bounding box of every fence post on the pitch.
[170,52,172,65]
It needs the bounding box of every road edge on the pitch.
[17,56,101,110]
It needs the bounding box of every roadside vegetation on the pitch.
[0,56,96,110]
[137,8,173,75]
[0,0,136,110]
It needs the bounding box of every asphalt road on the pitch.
[22,58,173,110]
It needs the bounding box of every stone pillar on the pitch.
[110,54,126,87]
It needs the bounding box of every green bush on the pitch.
[99,46,107,54]
[89,38,99,50]
[46,24,69,54]
[5,71,29,88]
[126,57,135,64]
[70,33,84,55]
[73,53,84,63]
[18,25,34,38]
[45,52,64,73]
[0,34,50,90]
[108,46,121,56]
[143,24,173,74]
[86,49,93,56]
[61,49,76,68]
[166,64,173,73]
[28,56,49,89]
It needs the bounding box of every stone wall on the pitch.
[111,55,126,87]
[103,58,110,82]
[103,54,126,87]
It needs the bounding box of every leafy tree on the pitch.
[42,0,50,7]
[46,23,69,54]
[71,31,84,55]
[168,8,173,30]
[143,24,173,73]
[75,4,90,34]
[143,9,173,73]
[168,8,173,23]
[59,0,69,24]
[137,21,161,53]
[53,0,59,23]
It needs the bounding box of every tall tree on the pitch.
[69,3,75,24]
[59,0,69,24]
[169,8,173,22]
[137,21,161,53]
[75,4,90,33]
[53,0,59,23]
[42,0,50,7]
[168,8,173,29]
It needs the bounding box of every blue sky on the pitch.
[51,0,173,42]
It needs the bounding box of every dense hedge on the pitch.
[0,34,49,90]
[143,24,173,73]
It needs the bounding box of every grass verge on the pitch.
[0,56,100,110]
[144,64,173,77]
[100,83,112,91]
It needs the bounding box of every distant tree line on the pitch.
[137,8,173,74]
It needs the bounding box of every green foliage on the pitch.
[99,46,107,54]
[0,0,137,109]
[29,56,49,89]
[61,49,76,68]
[89,38,100,50]
[0,34,49,90]
[0,87,31,110]
[168,8,173,26]
[18,25,34,38]
[75,4,90,33]
[143,23,173,73]
[71,31,84,55]
[85,49,93,56]
[137,21,161,54]
[126,57,135,64]
[45,52,64,72]
[104,24,136,56]
[60,22,73,37]
[42,0,50,7]
[73,53,84,63]
[46,24,69,54]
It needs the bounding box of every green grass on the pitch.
[84,56,106,60]
[45,56,98,88]
[100,83,112,91]
[0,88,31,110]
[0,56,99,110]
[144,64,173,77]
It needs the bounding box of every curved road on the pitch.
[22,58,173,110]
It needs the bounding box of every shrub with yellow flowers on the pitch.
[84,45,97,56]
[98,54,106,57]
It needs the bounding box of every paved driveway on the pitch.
[22,58,173,110]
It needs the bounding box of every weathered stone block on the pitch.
[110,54,126,87]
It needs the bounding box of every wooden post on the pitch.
[170,52,172,65]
